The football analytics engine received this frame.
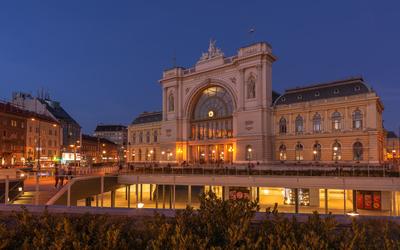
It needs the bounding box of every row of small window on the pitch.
[9,120,25,128]
[279,109,363,134]
[278,141,364,161]
[27,149,55,156]
[1,131,25,140]
[131,148,157,161]
[28,138,58,147]
[280,86,362,102]
[131,130,159,144]
[29,126,58,136]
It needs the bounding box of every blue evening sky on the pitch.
[0,1,399,133]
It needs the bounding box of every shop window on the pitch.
[284,188,310,206]
[357,191,381,210]
[279,117,287,134]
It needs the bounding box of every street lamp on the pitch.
[247,147,252,165]
[228,146,234,164]
[31,118,42,171]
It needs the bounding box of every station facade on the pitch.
[128,41,384,165]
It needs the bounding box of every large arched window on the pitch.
[279,144,287,161]
[168,93,174,112]
[295,143,304,161]
[313,113,322,133]
[332,141,341,161]
[146,131,150,143]
[247,75,256,99]
[191,86,234,141]
[353,142,363,161]
[295,115,304,134]
[279,117,287,134]
[332,112,342,131]
[192,86,234,121]
[313,143,322,161]
[353,109,363,129]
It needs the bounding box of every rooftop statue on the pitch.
[200,38,224,61]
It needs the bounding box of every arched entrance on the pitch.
[188,85,235,164]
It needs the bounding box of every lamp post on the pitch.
[31,118,42,171]
[228,146,234,165]
[248,147,252,165]
[161,151,165,162]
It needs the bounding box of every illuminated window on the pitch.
[332,141,341,161]
[331,112,341,131]
[313,143,321,161]
[295,143,303,161]
[279,145,287,161]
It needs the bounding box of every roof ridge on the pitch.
[285,77,364,93]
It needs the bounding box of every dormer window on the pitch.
[297,95,302,100]
[281,97,286,102]
[315,91,320,97]
[333,88,340,94]
[354,86,361,91]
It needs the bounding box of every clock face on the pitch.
[208,110,214,118]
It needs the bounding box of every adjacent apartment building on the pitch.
[12,92,81,155]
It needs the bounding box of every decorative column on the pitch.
[238,69,245,111]
[257,64,262,106]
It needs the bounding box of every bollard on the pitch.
[100,175,104,207]
[35,172,39,206]
[5,175,9,205]
[67,176,71,207]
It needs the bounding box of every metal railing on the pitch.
[122,163,400,178]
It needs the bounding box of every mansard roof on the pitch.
[95,124,127,132]
[82,134,117,145]
[274,77,373,106]
[131,111,162,125]
[38,98,80,126]
[387,131,398,139]
[0,101,59,124]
